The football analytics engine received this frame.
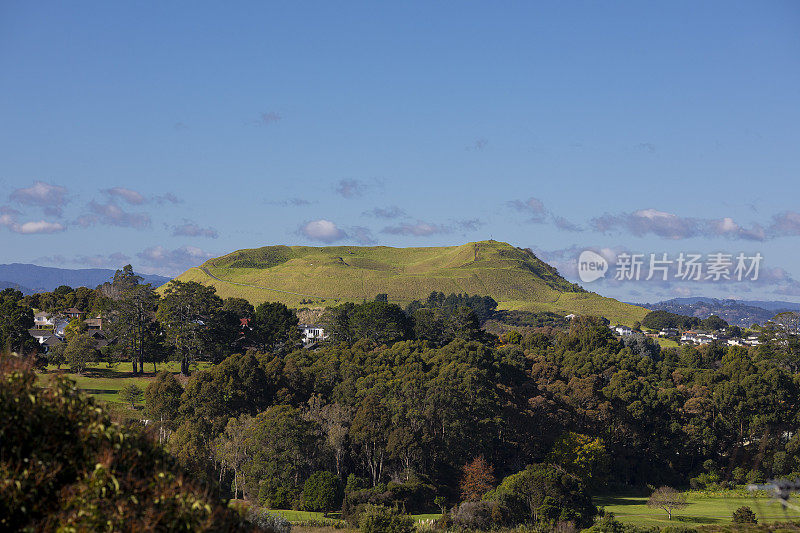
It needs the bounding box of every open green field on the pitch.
[266,509,439,523]
[38,361,211,407]
[597,493,800,528]
[657,337,681,348]
[170,240,648,326]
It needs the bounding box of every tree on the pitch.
[547,432,609,487]
[143,371,184,443]
[302,470,344,513]
[0,289,36,354]
[243,405,322,501]
[647,486,687,520]
[490,463,597,528]
[349,301,410,345]
[106,283,161,374]
[213,414,252,499]
[460,456,496,501]
[434,496,447,515]
[251,302,301,353]
[732,505,757,524]
[351,394,391,486]
[64,333,99,374]
[157,280,222,375]
[119,383,144,409]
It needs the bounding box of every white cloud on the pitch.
[103,187,146,205]
[9,181,68,216]
[591,209,765,241]
[300,219,347,242]
[0,210,65,234]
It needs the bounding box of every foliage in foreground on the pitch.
[0,355,259,532]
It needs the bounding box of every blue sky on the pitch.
[1,1,799,302]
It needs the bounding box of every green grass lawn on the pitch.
[596,493,800,528]
[656,338,681,348]
[38,361,211,408]
[265,509,439,524]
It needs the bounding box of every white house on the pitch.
[681,330,713,345]
[299,324,328,345]
[614,325,634,336]
[659,328,679,337]
[34,311,54,329]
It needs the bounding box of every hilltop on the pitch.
[172,240,647,325]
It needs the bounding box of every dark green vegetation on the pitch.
[139,311,800,530]
[0,356,259,531]
[7,263,800,531]
[173,240,649,325]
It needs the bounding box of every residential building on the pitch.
[34,311,54,329]
[299,324,328,345]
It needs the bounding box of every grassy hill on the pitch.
[171,240,647,325]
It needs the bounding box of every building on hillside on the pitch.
[681,330,714,345]
[28,328,63,352]
[614,325,634,336]
[84,317,103,331]
[659,328,679,337]
[64,308,83,319]
[34,311,54,329]
[745,335,761,346]
[299,324,328,345]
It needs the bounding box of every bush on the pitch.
[245,507,292,533]
[303,470,344,513]
[359,504,414,533]
[452,500,510,529]
[732,505,758,524]
[487,463,597,528]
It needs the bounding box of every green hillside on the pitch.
[171,240,647,325]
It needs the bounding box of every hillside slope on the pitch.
[172,240,647,325]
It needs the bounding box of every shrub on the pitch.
[303,470,344,513]
[732,505,758,524]
[244,507,292,533]
[487,463,597,528]
[359,504,414,533]
[452,500,510,529]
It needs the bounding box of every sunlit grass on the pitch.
[596,493,800,527]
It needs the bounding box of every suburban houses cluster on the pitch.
[30,308,108,351]
[611,324,762,347]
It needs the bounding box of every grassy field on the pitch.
[170,240,648,326]
[656,337,681,348]
[597,493,800,528]
[38,361,211,408]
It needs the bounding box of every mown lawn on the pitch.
[596,493,800,528]
[266,509,439,524]
[38,361,212,407]
[656,338,681,348]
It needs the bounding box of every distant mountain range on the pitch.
[0,264,171,294]
[636,297,800,327]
